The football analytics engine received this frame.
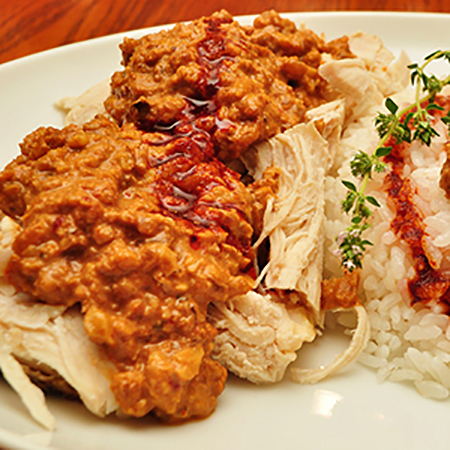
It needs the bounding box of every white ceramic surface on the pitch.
[0,12,450,450]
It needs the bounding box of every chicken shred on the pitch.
[0,216,119,429]
[243,104,344,316]
[291,305,370,384]
[210,101,345,382]
[209,291,316,383]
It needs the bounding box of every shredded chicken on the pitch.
[209,291,316,383]
[291,305,370,384]
[0,340,55,430]
[211,31,408,385]
[0,218,118,430]
[243,103,345,316]
[209,101,345,382]
[56,80,110,126]
[319,32,410,123]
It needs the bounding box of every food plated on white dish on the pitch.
[0,10,450,450]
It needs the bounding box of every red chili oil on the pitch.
[128,15,259,276]
[384,133,450,312]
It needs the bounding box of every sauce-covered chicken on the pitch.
[0,9,354,423]
[0,116,256,420]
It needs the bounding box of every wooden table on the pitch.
[1,0,449,65]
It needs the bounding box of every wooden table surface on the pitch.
[1,0,449,65]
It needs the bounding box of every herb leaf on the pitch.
[336,49,450,272]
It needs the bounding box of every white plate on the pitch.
[1,11,450,450]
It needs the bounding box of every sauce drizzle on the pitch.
[384,123,450,312]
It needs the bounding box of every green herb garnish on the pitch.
[335,50,450,272]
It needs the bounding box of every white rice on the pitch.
[324,88,450,400]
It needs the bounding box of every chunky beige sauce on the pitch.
[0,10,352,421]
[105,10,352,162]
[0,116,259,420]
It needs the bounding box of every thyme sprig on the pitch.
[336,50,450,272]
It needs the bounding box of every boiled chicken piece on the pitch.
[210,291,316,383]
[56,79,110,126]
[244,105,344,317]
[0,218,118,430]
[319,32,410,123]
[347,31,410,96]
[210,101,345,383]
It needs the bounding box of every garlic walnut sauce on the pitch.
[0,10,352,421]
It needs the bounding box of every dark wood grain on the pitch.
[0,0,449,65]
